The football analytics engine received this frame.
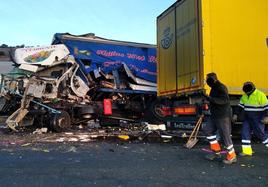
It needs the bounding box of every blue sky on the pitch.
[0,0,176,46]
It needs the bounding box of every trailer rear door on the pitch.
[157,6,177,96]
[157,0,202,96]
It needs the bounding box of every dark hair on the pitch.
[206,72,218,80]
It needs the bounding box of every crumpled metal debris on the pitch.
[145,123,166,131]
[33,128,48,134]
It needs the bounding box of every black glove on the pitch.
[202,93,211,101]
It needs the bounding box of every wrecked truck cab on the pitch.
[1,34,161,132]
[0,45,97,132]
[52,33,160,125]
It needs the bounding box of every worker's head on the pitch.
[242,81,255,95]
[206,72,218,87]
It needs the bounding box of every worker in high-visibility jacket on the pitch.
[233,82,268,156]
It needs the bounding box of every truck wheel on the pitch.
[144,99,166,124]
[49,111,71,132]
[77,106,96,119]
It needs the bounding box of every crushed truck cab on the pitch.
[0,34,159,132]
[0,45,94,131]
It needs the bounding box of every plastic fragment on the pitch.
[118,135,129,140]
[21,143,32,147]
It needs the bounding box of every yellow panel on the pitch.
[157,7,176,96]
[202,0,268,95]
[158,0,268,96]
[176,0,202,93]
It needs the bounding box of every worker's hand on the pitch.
[232,114,238,123]
[202,93,211,101]
[261,117,268,124]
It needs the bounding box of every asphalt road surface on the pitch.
[0,129,267,187]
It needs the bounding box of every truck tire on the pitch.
[144,99,166,124]
[77,106,97,119]
[49,111,71,132]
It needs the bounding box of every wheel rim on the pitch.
[153,104,166,118]
[51,111,71,131]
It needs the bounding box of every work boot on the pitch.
[223,157,237,165]
[239,152,252,157]
[205,152,221,161]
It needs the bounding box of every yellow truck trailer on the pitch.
[156,0,268,129]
